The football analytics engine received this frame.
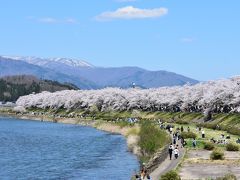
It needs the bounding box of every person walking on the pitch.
[146,174,151,180]
[201,129,205,138]
[169,126,173,134]
[174,147,179,159]
[192,138,197,148]
[140,168,145,180]
[181,126,184,132]
[168,143,173,160]
[181,137,185,148]
[173,136,177,145]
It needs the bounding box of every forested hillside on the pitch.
[0,75,78,102]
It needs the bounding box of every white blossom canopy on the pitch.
[16,77,240,113]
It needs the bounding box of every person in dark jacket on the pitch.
[168,143,173,160]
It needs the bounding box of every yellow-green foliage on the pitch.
[138,122,169,156]
[160,170,181,180]
[204,142,215,150]
[226,143,239,151]
[181,131,197,139]
[216,173,237,180]
[210,148,224,160]
[126,128,139,137]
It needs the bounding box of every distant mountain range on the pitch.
[0,56,199,89]
[0,75,78,102]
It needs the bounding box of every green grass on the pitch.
[174,123,239,150]
[185,139,205,149]
[126,127,139,137]
[24,108,240,132]
[138,121,170,162]
[115,121,132,128]
[24,108,240,149]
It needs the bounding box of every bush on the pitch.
[218,124,240,136]
[176,119,189,125]
[227,127,240,136]
[226,143,239,151]
[181,131,197,139]
[160,170,181,180]
[210,148,224,160]
[215,173,237,180]
[138,122,169,156]
[204,142,215,150]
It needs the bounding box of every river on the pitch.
[0,116,139,180]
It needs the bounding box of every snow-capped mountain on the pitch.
[2,56,94,68]
[1,55,199,89]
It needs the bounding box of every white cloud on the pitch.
[96,6,168,21]
[28,17,78,24]
[181,37,195,43]
[39,17,58,24]
[65,18,77,24]
[115,0,137,2]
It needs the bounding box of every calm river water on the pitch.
[0,116,139,180]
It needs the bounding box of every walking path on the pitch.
[150,140,185,180]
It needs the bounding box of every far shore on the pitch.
[0,111,142,166]
[0,111,140,137]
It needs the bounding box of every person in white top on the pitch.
[202,129,205,138]
[174,147,179,159]
[169,127,173,134]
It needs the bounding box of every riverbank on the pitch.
[0,111,141,156]
[0,110,171,178]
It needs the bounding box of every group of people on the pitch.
[168,143,180,160]
[195,126,205,138]
[134,165,151,180]
[210,133,231,145]
[168,126,186,160]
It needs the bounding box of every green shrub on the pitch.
[226,143,239,151]
[176,119,189,125]
[181,131,197,139]
[210,148,224,160]
[160,170,181,180]
[226,127,240,136]
[201,123,217,130]
[215,173,237,180]
[204,142,215,150]
[115,121,131,128]
[138,122,169,156]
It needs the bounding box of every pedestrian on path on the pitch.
[169,126,173,134]
[146,174,151,180]
[168,143,173,160]
[173,136,177,145]
[181,137,185,148]
[192,138,197,148]
[181,126,184,132]
[174,147,179,159]
[140,168,146,180]
[201,129,205,138]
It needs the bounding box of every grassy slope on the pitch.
[25,108,240,135]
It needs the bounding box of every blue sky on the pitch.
[0,0,239,81]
